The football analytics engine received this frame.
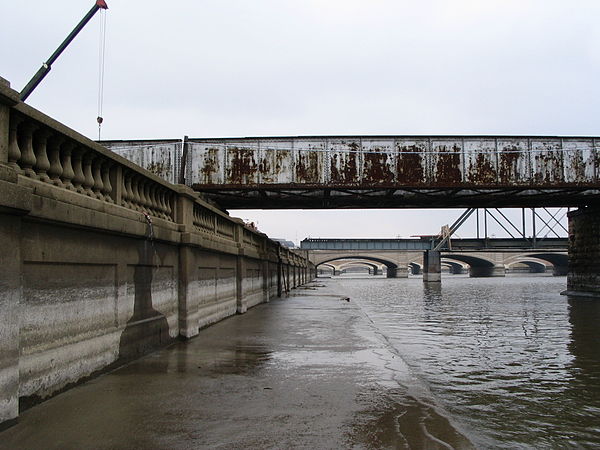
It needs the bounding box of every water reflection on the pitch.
[568,296,600,381]
[335,276,600,447]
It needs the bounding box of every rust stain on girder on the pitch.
[433,144,462,184]
[363,147,394,184]
[227,147,257,184]
[499,145,523,183]
[468,153,497,184]
[533,143,563,184]
[296,150,321,183]
[397,144,425,184]
[330,142,358,184]
[199,147,219,184]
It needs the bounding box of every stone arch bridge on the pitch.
[304,238,568,279]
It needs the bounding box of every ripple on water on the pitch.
[331,275,600,448]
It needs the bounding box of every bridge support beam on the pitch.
[566,207,600,297]
[423,251,441,282]
[469,265,506,277]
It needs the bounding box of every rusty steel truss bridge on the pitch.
[102,135,600,209]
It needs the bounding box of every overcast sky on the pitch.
[2,1,594,242]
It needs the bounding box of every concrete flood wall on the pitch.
[0,78,316,428]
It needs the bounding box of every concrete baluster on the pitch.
[160,190,169,220]
[158,189,168,219]
[100,161,113,202]
[46,135,64,186]
[122,172,133,207]
[91,158,105,199]
[147,183,156,215]
[18,122,38,178]
[165,192,173,220]
[7,115,23,172]
[33,129,51,182]
[139,179,149,212]
[130,176,142,210]
[60,142,76,190]
[81,153,95,196]
[71,147,85,193]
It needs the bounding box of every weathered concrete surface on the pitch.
[0,77,315,428]
[0,282,473,449]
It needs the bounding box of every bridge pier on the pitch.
[423,250,441,282]
[373,267,379,276]
[553,266,569,276]
[566,207,600,297]
[469,265,506,277]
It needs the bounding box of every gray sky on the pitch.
[2,0,594,242]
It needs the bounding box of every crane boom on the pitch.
[19,0,108,102]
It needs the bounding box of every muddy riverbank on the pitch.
[0,280,471,449]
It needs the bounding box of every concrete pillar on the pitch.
[277,260,283,297]
[373,267,379,276]
[566,207,600,297]
[553,266,568,276]
[178,245,199,339]
[386,267,397,278]
[469,265,506,277]
[0,159,31,428]
[0,215,21,429]
[0,77,20,165]
[262,260,270,302]
[411,265,421,275]
[236,254,247,314]
[423,250,441,282]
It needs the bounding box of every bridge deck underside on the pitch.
[103,136,600,209]
[197,186,597,209]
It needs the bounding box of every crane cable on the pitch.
[97,7,107,140]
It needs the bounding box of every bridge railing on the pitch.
[0,77,310,269]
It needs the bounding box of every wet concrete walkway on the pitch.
[1,281,473,449]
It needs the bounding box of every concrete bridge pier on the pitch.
[373,267,379,276]
[566,207,600,297]
[423,251,441,283]
[553,266,569,276]
[469,265,506,277]
[386,267,397,278]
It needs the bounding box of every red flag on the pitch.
[96,0,108,9]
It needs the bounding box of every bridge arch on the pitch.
[317,256,399,278]
[337,261,381,275]
[443,254,505,277]
[506,260,547,273]
[442,260,467,274]
[409,262,422,275]
[505,252,568,276]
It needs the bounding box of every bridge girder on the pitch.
[104,136,600,210]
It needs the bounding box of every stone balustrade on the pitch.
[0,76,315,429]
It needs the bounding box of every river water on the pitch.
[333,274,600,448]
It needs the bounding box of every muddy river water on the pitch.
[2,275,599,449]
